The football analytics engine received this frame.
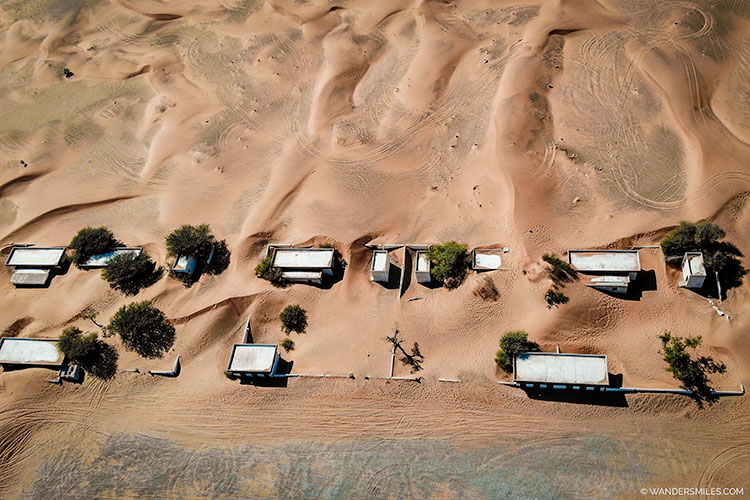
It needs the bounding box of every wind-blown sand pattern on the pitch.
[0,0,749,498]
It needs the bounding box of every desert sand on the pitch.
[0,0,749,498]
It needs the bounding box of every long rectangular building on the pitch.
[6,247,66,268]
[567,250,640,273]
[513,352,609,387]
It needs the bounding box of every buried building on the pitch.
[5,246,67,287]
[270,246,335,285]
[226,344,279,378]
[0,337,65,370]
[513,352,609,389]
[568,249,641,294]
[81,247,142,269]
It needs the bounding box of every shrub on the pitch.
[281,337,295,352]
[63,67,74,78]
[102,252,161,295]
[542,253,578,286]
[108,301,175,359]
[58,326,118,380]
[544,289,569,309]
[659,332,726,406]
[255,255,287,287]
[661,221,746,290]
[425,241,471,289]
[495,331,540,372]
[205,239,231,275]
[69,227,121,268]
[280,305,307,334]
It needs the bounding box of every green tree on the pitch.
[255,255,288,287]
[58,326,118,380]
[544,289,569,309]
[659,332,726,406]
[495,331,540,372]
[69,227,121,268]
[425,241,472,289]
[281,337,295,352]
[661,221,746,290]
[108,301,175,359]
[102,252,161,295]
[165,224,230,284]
[280,305,307,334]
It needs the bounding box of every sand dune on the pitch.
[0,0,749,497]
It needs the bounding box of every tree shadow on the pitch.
[80,340,118,380]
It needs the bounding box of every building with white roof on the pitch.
[0,338,65,369]
[271,247,335,285]
[472,249,502,270]
[568,249,641,293]
[5,246,67,287]
[415,250,431,283]
[680,252,706,289]
[226,344,279,376]
[513,352,609,388]
[371,249,390,282]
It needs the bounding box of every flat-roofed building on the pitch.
[415,250,431,283]
[82,247,142,269]
[472,249,502,270]
[271,247,335,285]
[6,247,66,268]
[5,246,67,287]
[0,338,65,369]
[513,352,609,388]
[568,249,641,293]
[172,255,198,275]
[371,249,390,282]
[226,344,279,377]
[680,252,706,289]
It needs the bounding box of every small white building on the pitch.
[226,344,279,377]
[271,247,335,285]
[172,255,198,275]
[680,252,706,289]
[0,338,65,369]
[472,249,502,270]
[415,250,431,283]
[82,247,142,269]
[5,246,67,287]
[513,352,609,388]
[371,249,390,282]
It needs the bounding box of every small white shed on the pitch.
[415,250,431,284]
[371,249,390,282]
[226,344,279,377]
[681,252,706,289]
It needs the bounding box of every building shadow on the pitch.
[399,250,413,298]
[684,273,721,300]
[238,358,293,387]
[523,388,629,407]
[374,263,402,290]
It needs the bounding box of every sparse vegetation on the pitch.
[495,331,540,372]
[102,252,162,295]
[425,241,472,289]
[69,227,121,268]
[544,289,569,309]
[385,325,424,373]
[542,253,578,286]
[659,331,726,407]
[108,301,175,359]
[58,326,118,380]
[255,255,288,287]
[281,337,295,352]
[63,67,74,78]
[661,221,746,291]
[280,305,307,334]
[81,306,109,336]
